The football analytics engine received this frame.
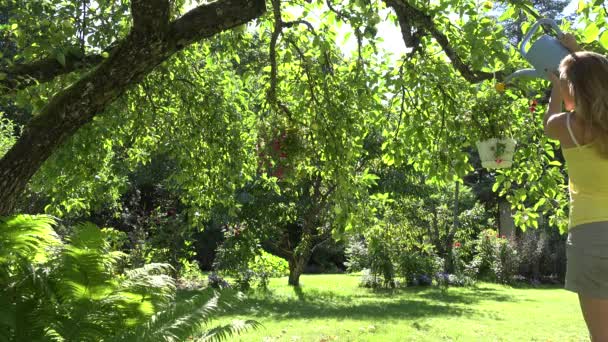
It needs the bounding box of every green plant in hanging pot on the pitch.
[471,89,517,169]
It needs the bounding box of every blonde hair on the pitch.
[559,51,608,157]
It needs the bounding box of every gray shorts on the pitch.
[565,221,608,299]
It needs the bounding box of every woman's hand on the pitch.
[547,71,560,85]
[559,33,580,53]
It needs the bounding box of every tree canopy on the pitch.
[1,0,608,236]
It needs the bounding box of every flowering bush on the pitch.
[472,229,519,283]
[493,236,520,284]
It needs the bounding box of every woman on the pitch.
[544,34,608,341]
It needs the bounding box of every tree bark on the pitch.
[288,254,309,287]
[0,0,266,215]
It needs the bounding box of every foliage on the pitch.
[3,0,608,291]
[492,235,520,284]
[472,228,519,284]
[208,273,231,290]
[469,86,518,141]
[0,112,16,158]
[214,227,288,290]
[366,232,397,288]
[248,250,290,289]
[344,236,370,273]
[395,251,442,287]
[435,272,475,287]
[177,258,207,289]
[0,214,256,341]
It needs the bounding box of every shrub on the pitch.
[493,236,520,284]
[473,229,498,279]
[359,268,379,288]
[472,229,519,284]
[366,235,396,288]
[213,225,258,291]
[208,273,231,289]
[215,229,289,291]
[436,272,475,287]
[248,251,289,289]
[396,251,441,287]
[345,237,369,273]
[177,258,206,289]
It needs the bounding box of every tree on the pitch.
[3,0,606,235]
[0,0,266,214]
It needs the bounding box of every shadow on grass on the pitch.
[213,284,524,321]
[176,279,558,322]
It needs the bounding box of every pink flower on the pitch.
[453,242,461,248]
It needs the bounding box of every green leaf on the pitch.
[600,30,608,50]
[56,51,66,67]
[582,22,600,43]
[499,6,515,21]
[0,73,6,80]
[577,0,586,13]
[382,153,395,166]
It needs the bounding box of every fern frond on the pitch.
[0,214,59,264]
[198,319,262,342]
[110,292,221,342]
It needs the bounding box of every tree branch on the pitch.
[383,0,504,83]
[131,0,171,32]
[170,0,266,48]
[261,240,293,260]
[1,53,104,93]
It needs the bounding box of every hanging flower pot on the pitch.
[475,137,516,169]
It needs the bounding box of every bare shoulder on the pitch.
[545,112,579,148]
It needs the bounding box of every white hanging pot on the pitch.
[475,138,516,169]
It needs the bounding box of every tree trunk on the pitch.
[498,199,515,239]
[0,0,266,215]
[445,181,460,273]
[288,254,309,287]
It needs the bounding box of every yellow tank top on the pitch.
[562,118,608,229]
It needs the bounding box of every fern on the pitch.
[0,214,59,263]
[0,215,259,341]
[111,292,260,342]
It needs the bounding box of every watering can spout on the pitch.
[504,69,540,83]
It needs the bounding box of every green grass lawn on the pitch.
[196,274,589,342]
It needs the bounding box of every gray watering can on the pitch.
[504,18,570,83]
